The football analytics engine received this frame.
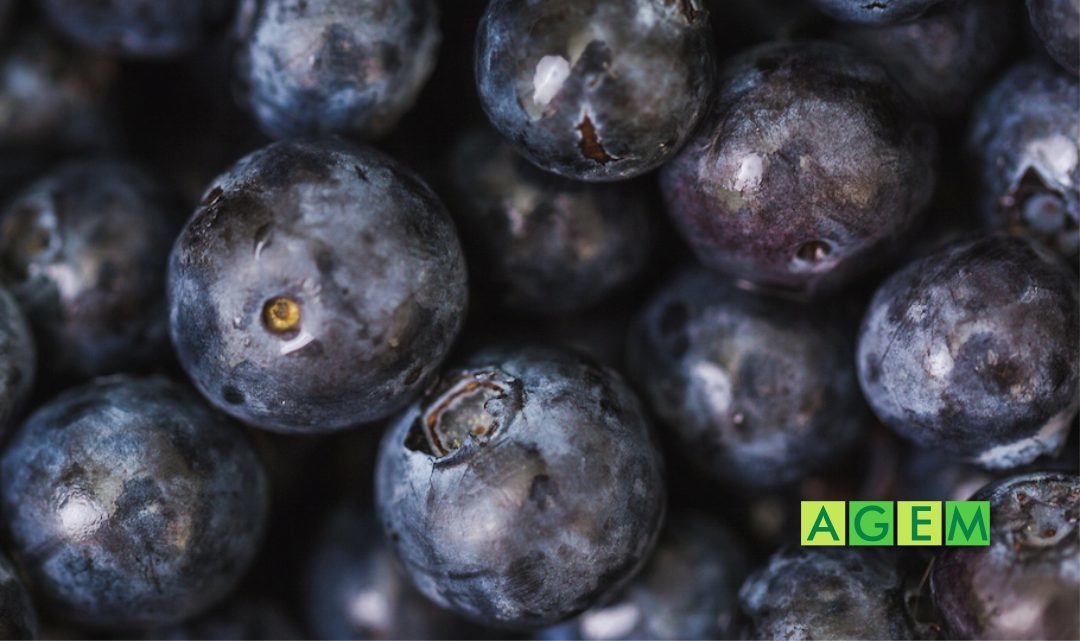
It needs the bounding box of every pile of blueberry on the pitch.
[0,0,1075,639]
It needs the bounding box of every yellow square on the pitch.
[897,501,942,546]
[801,501,846,546]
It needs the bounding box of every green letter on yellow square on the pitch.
[849,501,894,545]
[801,501,845,546]
[945,501,990,546]
[898,501,941,546]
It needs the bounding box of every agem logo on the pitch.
[801,501,990,546]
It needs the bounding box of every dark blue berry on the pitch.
[168,138,468,433]
[0,376,269,628]
[1027,0,1079,76]
[810,0,942,25]
[375,346,666,628]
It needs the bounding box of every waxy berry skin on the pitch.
[375,347,666,629]
[739,547,915,640]
[36,0,234,59]
[660,41,937,298]
[1027,0,1079,76]
[857,235,1078,469]
[0,160,181,382]
[234,0,439,140]
[968,62,1079,261]
[809,0,943,25]
[168,138,468,434]
[447,127,652,314]
[475,0,717,181]
[931,472,1080,640]
[0,376,269,629]
[627,269,865,488]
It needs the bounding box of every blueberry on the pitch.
[447,127,652,314]
[475,0,717,181]
[143,598,303,640]
[168,138,467,434]
[968,62,1079,260]
[1027,0,1079,75]
[0,28,117,193]
[857,235,1078,469]
[739,547,915,639]
[36,0,234,58]
[539,512,747,640]
[627,268,865,488]
[809,0,942,25]
[0,287,34,438]
[304,503,489,640]
[931,471,1079,639]
[0,553,38,640]
[0,160,182,383]
[0,376,269,628]
[375,346,666,628]
[834,0,1016,117]
[660,41,937,297]
[234,0,439,139]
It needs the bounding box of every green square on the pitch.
[801,501,846,546]
[849,501,894,545]
[898,501,942,546]
[945,501,990,546]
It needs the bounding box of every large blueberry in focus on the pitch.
[809,0,942,25]
[738,547,915,639]
[857,235,1078,469]
[234,0,439,139]
[0,160,182,382]
[304,504,488,640]
[660,41,937,297]
[931,472,1079,639]
[375,347,666,628]
[540,512,747,640]
[0,376,269,628]
[0,553,37,640]
[36,0,233,58]
[447,127,651,314]
[0,288,34,438]
[627,269,865,488]
[168,139,467,433]
[1027,0,1079,76]
[969,62,1079,260]
[475,0,717,181]
[835,0,1015,117]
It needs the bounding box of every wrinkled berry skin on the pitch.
[931,472,1079,640]
[0,554,37,640]
[0,288,34,437]
[739,547,915,640]
[376,347,666,629]
[168,139,467,434]
[968,62,1079,260]
[447,128,651,314]
[36,0,233,58]
[836,0,1015,117]
[304,504,487,640]
[0,376,269,629]
[1028,0,1079,75]
[627,269,864,488]
[0,161,181,382]
[660,41,936,297]
[857,235,1079,469]
[475,0,717,181]
[234,0,439,139]
[809,0,942,25]
[540,512,747,640]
